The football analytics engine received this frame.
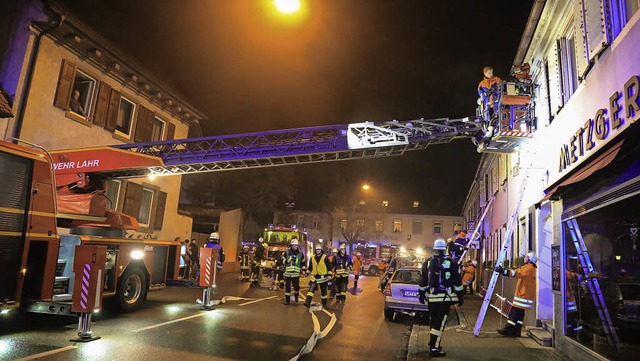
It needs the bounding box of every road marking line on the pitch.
[133,312,209,333]
[14,346,77,361]
[238,295,276,306]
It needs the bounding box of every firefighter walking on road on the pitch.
[495,251,537,337]
[328,248,338,299]
[332,244,352,303]
[418,238,464,357]
[304,245,333,309]
[284,238,304,304]
[352,252,363,293]
[238,245,251,282]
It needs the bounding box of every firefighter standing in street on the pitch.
[495,251,537,337]
[332,244,353,303]
[273,250,285,289]
[250,240,266,286]
[304,245,333,309]
[328,248,338,299]
[352,251,364,293]
[418,238,464,357]
[205,232,225,271]
[238,245,251,282]
[284,238,304,304]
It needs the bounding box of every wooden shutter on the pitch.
[547,45,563,115]
[122,181,143,219]
[584,0,608,59]
[153,191,167,230]
[572,1,590,78]
[166,122,176,140]
[134,105,154,142]
[105,89,121,132]
[54,59,76,109]
[93,81,112,127]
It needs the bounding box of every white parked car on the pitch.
[383,266,428,320]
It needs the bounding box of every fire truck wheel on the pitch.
[368,266,379,276]
[117,268,147,312]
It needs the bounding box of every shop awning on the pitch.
[537,139,624,206]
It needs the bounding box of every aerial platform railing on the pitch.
[105,117,481,178]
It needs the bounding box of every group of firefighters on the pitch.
[418,230,537,357]
[236,237,365,308]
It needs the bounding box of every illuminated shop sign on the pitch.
[559,75,639,172]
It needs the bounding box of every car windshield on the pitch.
[619,284,640,301]
[391,270,421,284]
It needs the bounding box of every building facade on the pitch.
[274,209,463,257]
[0,0,205,241]
[463,1,640,360]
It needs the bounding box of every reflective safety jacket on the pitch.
[352,257,363,276]
[332,253,352,278]
[309,254,333,283]
[477,76,503,96]
[505,262,537,309]
[419,255,463,303]
[462,264,476,286]
[284,249,304,277]
[238,251,251,269]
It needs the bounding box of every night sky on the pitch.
[59,0,533,215]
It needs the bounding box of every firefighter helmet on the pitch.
[526,251,537,264]
[315,245,323,251]
[209,232,220,240]
[258,237,264,242]
[472,260,478,267]
[433,238,447,250]
[331,248,338,254]
[243,245,249,250]
[262,242,268,248]
[291,239,299,246]
[339,244,346,249]
[356,252,362,257]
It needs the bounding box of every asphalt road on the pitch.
[0,273,410,361]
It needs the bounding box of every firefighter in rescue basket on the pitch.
[418,238,464,357]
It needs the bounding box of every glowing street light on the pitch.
[274,0,301,14]
[362,184,370,190]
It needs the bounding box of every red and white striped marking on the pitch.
[499,130,533,138]
[205,257,212,285]
[80,264,90,309]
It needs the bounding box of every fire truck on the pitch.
[0,141,182,316]
[0,92,535,317]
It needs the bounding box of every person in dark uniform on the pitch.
[419,238,464,357]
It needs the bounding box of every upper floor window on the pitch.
[412,201,419,208]
[138,188,154,227]
[69,70,95,117]
[375,220,383,232]
[297,215,305,228]
[357,219,365,230]
[104,179,121,209]
[312,216,321,229]
[412,220,423,235]
[558,30,578,104]
[341,219,347,229]
[393,219,402,233]
[115,96,136,137]
[609,0,639,40]
[433,220,442,235]
[151,116,166,142]
[121,181,166,230]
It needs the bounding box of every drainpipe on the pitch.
[12,5,63,142]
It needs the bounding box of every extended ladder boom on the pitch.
[102,117,481,178]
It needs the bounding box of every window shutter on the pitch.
[153,191,167,230]
[584,0,608,59]
[122,181,143,219]
[54,59,76,109]
[547,45,563,115]
[134,105,151,142]
[93,81,111,127]
[573,1,590,78]
[166,122,176,140]
[105,89,121,132]
[538,62,551,126]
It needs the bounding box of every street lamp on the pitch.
[362,184,370,190]
[274,0,301,14]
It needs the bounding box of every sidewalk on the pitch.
[407,297,570,361]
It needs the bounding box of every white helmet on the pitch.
[472,260,478,267]
[315,245,323,251]
[356,252,362,257]
[339,244,346,249]
[331,248,338,254]
[291,239,299,246]
[243,245,249,250]
[209,232,220,240]
[526,251,537,264]
[258,237,264,242]
[433,238,447,251]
